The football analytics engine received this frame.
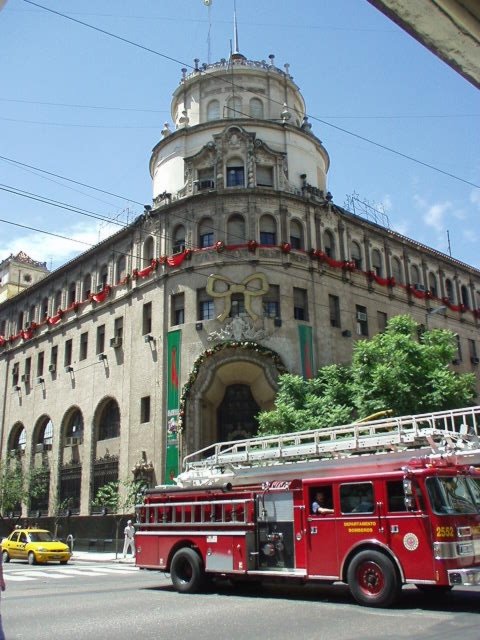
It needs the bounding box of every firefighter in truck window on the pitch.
[311,488,334,515]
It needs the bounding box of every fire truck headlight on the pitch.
[457,542,474,556]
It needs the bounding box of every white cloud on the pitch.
[0,220,121,270]
[470,189,480,209]
[413,195,452,233]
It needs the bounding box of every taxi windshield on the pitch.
[426,476,480,515]
[28,531,55,543]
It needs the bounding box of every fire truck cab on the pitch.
[135,406,480,607]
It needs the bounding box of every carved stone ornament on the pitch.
[207,315,268,343]
[206,273,269,321]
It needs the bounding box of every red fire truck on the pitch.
[135,406,480,607]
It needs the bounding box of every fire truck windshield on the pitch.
[426,476,480,515]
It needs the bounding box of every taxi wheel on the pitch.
[28,551,37,565]
[2,551,10,563]
[60,560,69,565]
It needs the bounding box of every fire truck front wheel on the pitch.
[170,548,205,594]
[347,550,401,608]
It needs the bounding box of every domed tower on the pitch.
[143,35,335,470]
[150,51,329,202]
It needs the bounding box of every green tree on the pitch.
[0,455,25,521]
[92,479,145,558]
[258,315,476,435]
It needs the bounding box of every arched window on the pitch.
[67,281,76,306]
[410,264,421,286]
[83,273,92,300]
[98,399,120,441]
[11,423,26,452]
[116,254,127,283]
[391,256,403,284]
[206,99,220,121]
[37,417,53,448]
[173,225,186,254]
[226,96,242,118]
[41,297,49,319]
[351,241,362,270]
[260,215,277,246]
[249,98,264,119]
[99,264,109,289]
[54,289,62,312]
[143,236,154,265]
[199,218,214,248]
[290,220,303,250]
[445,278,455,303]
[65,409,84,442]
[461,284,470,308]
[428,272,438,297]
[227,214,246,245]
[371,249,383,277]
[226,157,245,187]
[323,230,336,259]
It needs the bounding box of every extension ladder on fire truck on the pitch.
[176,406,480,487]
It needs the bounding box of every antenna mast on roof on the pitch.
[233,0,239,55]
[203,0,213,64]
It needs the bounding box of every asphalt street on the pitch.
[1,560,479,640]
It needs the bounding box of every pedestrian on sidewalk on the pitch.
[123,519,135,558]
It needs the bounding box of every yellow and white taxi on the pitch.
[1,528,71,565]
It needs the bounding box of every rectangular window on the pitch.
[468,339,478,365]
[290,234,301,250]
[455,334,462,363]
[12,362,19,387]
[386,480,407,513]
[142,302,152,335]
[226,166,245,187]
[198,289,215,321]
[197,168,215,191]
[328,294,340,328]
[355,305,368,337]
[340,482,374,514]
[64,339,73,367]
[260,231,276,246]
[114,317,124,339]
[37,351,45,377]
[25,357,31,377]
[230,294,245,318]
[377,311,388,333]
[263,285,280,319]
[200,232,214,248]
[96,324,105,355]
[293,287,308,321]
[79,332,88,361]
[50,346,58,373]
[171,293,185,326]
[140,396,151,423]
[256,165,273,188]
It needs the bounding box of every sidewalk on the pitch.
[71,550,136,563]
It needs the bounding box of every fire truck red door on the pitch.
[384,479,435,581]
[306,484,339,578]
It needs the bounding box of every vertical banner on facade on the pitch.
[165,330,181,484]
[298,325,314,379]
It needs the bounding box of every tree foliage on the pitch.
[0,455,50,517]
[92,479,145,517]
[258,315,476,435]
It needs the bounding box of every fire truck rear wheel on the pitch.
[347,550,401,607]
[170,548,205,594]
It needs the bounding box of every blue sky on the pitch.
[1,0,479,270]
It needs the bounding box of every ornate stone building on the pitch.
[0,45,479,522]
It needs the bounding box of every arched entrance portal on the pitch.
[217,384,260,441]
[182,344,284,455]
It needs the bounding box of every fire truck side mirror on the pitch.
[403,478,413,496]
